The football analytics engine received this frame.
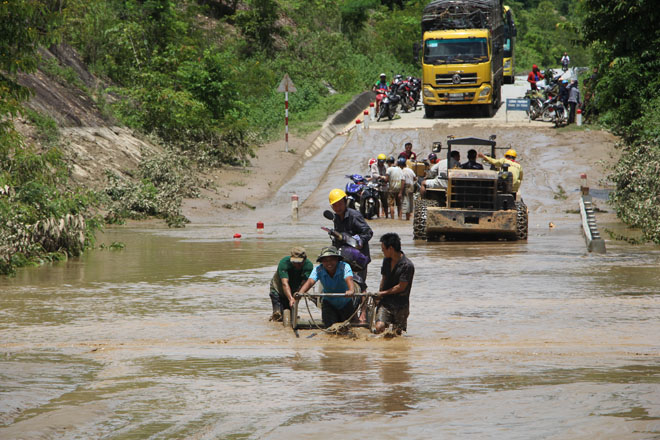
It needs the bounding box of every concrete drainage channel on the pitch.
[299,91,375,163]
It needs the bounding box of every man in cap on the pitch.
[478,148,523,193]
[328,188,373,289]
[374,233,415,335]
[269,247,313,322]
[297,246,356,327]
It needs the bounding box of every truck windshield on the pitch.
[424,38,489,64]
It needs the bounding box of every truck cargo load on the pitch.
[422,0,503,32]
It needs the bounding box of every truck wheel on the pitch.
[413,193,439,240]
[515,200,528,240]
[482,103,495,118]
[424,106,435,118]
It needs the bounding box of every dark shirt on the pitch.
[333,207,373,259]
[461,160,484,170]
[380,253,414,307]
[270,256,313,295]
[399,150,417,161]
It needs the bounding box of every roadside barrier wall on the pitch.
[300,91,375,163]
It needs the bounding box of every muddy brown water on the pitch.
[1,123,659,439]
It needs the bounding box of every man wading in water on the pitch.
[374,233,414,335]
[296,246,357,328]
[268,247,313,322]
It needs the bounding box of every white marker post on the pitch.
[277,74,297,152]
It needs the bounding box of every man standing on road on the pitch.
[568,79,581,124]
[400,157,417,221]
[478,149,523,193]
[269,247,313,322]
[386,157,404,219]
[370,153,390,218]
[297,246,356,328]
[328,188,373,289]
[527,64,544,91]
[374,233,414,335]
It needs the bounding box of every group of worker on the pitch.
[269,185,414,335]
[369,142,419,221]
[528,60,581,125]
[267,142,524,336]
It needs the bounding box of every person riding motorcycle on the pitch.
[527,64,545,91]
[328,188,373,289]
[373,73,389,92]
[561,52,570,71]
[373,73,389,115]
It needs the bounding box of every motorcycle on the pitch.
[524,89,544,120]
[344,174,368,210]
[374,87,388,117]
[540,95,567,127]
[359,179,380,220]
[409,77,421,110]
[377,87,400,121]
[561,58,569,72]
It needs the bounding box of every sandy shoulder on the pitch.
[181,131,320,224]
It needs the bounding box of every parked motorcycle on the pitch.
[359,180,380,220]
[524,89,544,120]
[344,174,368,210]
[409,77,421,110]
[540,95,567,127]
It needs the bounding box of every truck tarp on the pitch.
[422,0,503,33]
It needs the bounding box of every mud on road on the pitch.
[1,83,659,439]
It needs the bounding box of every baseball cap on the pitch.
[290,246,307,263]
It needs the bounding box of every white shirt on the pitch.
[386,166,403,191]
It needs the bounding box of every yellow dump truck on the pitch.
[417,0,505,118]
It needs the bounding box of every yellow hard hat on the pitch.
[505,149,517,158]
[377,153,387,160]
[329,188,347,205]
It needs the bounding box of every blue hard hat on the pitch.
[397,157,407,165]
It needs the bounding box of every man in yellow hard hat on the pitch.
[369,153,389,218]
[328,188,373,291]
[478,148,524,193]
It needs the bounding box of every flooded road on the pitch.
[2,111,660,438]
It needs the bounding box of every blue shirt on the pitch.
[310,261,353,308]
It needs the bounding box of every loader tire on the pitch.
[515,200,528,240]
[413,193,439,240]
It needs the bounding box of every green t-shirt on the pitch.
[270,256,313,295]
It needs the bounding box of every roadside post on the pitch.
[356,119,363,139]
[506,98,530,123]
[369,102,375,119]
[277,74,297,152]
[291,194,299,221]
[363,110,370,130]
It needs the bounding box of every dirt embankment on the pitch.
[15,44,371,224]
